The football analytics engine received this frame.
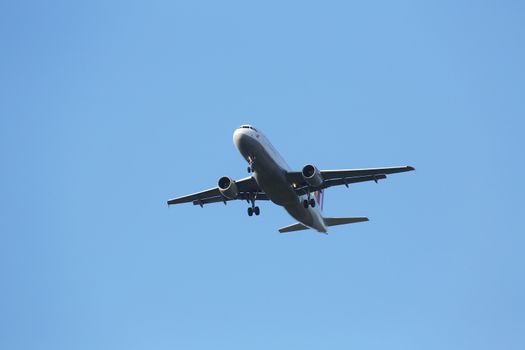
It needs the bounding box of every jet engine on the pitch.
[302,164,323,187]
[218,176,239,199]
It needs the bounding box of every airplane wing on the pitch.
[319,166,415,180]
[287,166,414,194]
[167,176,267,207]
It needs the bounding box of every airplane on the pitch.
[167,125,414,233]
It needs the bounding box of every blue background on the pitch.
[1,1,524,349]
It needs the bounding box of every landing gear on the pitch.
[247,156,256,173]
[247,193,260,216]
[303,198,316,208]
[303,188,317,208]
[247,206,260,216]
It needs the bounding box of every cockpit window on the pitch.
[239,125,258,132]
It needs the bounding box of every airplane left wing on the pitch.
[167,176,266,206]
[320,166,414,180]
[287,165,414,194]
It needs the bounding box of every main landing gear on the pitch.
[247,193,260,216]
[302,190,316,208]
[247,206,260,216]
[303,198,316,208]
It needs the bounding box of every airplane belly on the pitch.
[285,203,314,225]
[253,170,297,206]
[250,163,294,207]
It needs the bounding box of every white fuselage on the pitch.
[233,127,327,233]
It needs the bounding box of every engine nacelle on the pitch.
[302,164,323,187]
[218,176,239,199]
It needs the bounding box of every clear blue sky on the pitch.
[1,1,524,349]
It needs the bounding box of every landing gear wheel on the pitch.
[247,166,251,173]
[303,199,309,208]
[254,206,260,216]
[247,207,254,216]
[309,198,316,208]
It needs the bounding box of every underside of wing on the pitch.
[191,192,269,207]
[294,174,387,195]
[167,187,220,205]
[287,165,414,194]
[320,166,414,180]
[167,176,267,206]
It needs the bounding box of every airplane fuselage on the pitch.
[233,126,327,233]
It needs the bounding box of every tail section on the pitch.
[278,216,368,233]
[323,217,369,227]
[278,222,309,233]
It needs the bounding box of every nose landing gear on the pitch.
[247,156,256,173]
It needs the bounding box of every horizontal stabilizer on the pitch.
[323,217,369,227]
[278,222,309,233]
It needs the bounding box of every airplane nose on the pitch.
[233,128,255,152]
[233,128,245,150]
